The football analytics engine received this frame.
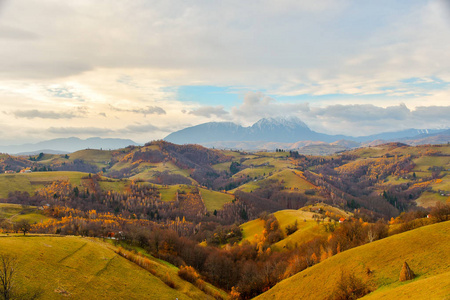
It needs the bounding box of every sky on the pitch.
[0,0,449,145]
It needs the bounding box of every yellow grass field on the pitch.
[0,235,221,299]
[240,218,265,244]
[256,221,450,300]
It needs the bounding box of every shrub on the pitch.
[331,271,372,300]
[178,266,201,284]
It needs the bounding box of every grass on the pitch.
[231,169,316,193]
[158,184,187,202]
[0,203,51,224]
[239,209,328,249]
[272,209,325,249]
[256,220,450,300]
[97,179,130,192]
[415,191,449,208]
[0,235,219,299]
[362,271,450,299]
[268,169,316,190]
[240,218,265,244]
[199,188,234,212]
[0,171,88,198]
[211,161,232,172]
[412,156,450,172]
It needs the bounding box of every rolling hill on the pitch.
[0,235,224,299]
[255,220,450,300]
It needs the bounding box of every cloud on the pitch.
[188,106,229,118]
[47,127,113,135]
[110,105,166,115]
[121,124,160,133]
[231,92,309,123]
[312,104,411,121]
[12,109,78,119]
[229,92,450,135]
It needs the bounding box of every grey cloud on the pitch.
[122,124,159,133]
[231,92,450,135]
[412,106,450,119]
[48,127,112,135]
[110,105,166,115]
[13,109,77,119]
[312,104,411,121]
[188,106,229,118]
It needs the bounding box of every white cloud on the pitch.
[0,0,448,144]
[188,106,229,118]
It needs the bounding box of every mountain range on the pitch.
[0,117,448,154]
[165,116,449,150]
[0,137,140,155]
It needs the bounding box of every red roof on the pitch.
[339,218,346,222]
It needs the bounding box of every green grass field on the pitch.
[0,171,88,198]
[0,203,51,224]
[256,220,450,300]
[69,149,113,168]
[0,236,220,299]
[97,179,130,192]
[415,191,449,208]
[157,184,187,202]
[199,188,234,212]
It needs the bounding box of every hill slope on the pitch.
[0,235,218,299]
[256,221,450,300]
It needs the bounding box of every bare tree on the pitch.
[0,254,17,300]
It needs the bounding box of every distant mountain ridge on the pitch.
[165,116,348,144]
[0,137,139,154]
[164,117,449,150]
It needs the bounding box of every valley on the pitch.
[0,141,449,299]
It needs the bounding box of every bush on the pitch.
[178,266,201,284]
[331,271,372,300]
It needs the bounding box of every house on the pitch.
[339,217,346,223]
[19,169,32,173]
[4,170,14,174]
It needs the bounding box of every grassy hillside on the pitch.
[0,235,221,299]
[256,221,450,300]
[199,188,234,212]
[0,203,51,224]
[0,171,88,198]
[240,218,265,244]
[240,204,350,248]
[272,209,325,249]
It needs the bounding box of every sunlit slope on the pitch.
[0,236,216,300]
[240,205,351,247]
[272,209,325,249]
[256,221,450,300]
[0,203,51,224]
[0,171,87,198]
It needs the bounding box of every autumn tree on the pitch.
[15,220,31,236]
